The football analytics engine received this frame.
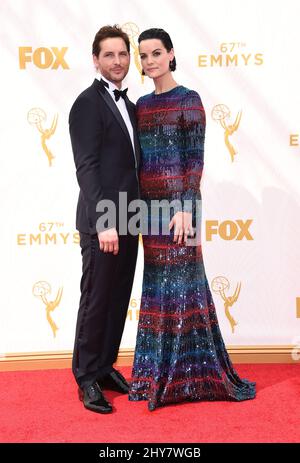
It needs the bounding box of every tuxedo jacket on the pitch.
[69,79,141,234]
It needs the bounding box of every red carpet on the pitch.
[0,364,299,443]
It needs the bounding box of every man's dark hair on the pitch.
[92,25,130,56]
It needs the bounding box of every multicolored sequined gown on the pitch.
[128,86,256,411]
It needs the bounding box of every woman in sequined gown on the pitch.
[128,28,256,411]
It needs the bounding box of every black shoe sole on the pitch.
[83,403,113,414]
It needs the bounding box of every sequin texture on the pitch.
[128,86,256,411]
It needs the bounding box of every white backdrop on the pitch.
[0,0,300,355]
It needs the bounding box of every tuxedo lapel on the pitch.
[124,97,141,169]
[93,79,133,149]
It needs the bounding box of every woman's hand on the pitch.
[169,211,194,244]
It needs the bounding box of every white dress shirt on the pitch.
[96,74,135,154]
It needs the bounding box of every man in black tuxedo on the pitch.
[69,25,140,413]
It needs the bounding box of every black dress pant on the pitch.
[72,232,138,388]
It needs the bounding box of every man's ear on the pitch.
[93,54,99,70]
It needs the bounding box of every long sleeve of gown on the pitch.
[180,90,206,214]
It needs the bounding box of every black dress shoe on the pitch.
[99,368,129,394]
[78,382,113,414]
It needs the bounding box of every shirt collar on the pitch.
[96,73,125,92]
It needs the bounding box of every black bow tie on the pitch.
[100,79,128,102]
[113,88,128,101]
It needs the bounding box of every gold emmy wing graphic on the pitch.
[122,22,144,83]
[32,281,63,337]
[296,297,300,318]
[27,108,58,166]
[212,104,242,162]
[212,276,241,333]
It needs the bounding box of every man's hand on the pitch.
[169,211,194,244]
[98,227,119,255]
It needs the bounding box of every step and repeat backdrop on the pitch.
[1,0,300,357]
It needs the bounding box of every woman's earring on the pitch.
[141,69,145,76]
[169,57,176,71]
